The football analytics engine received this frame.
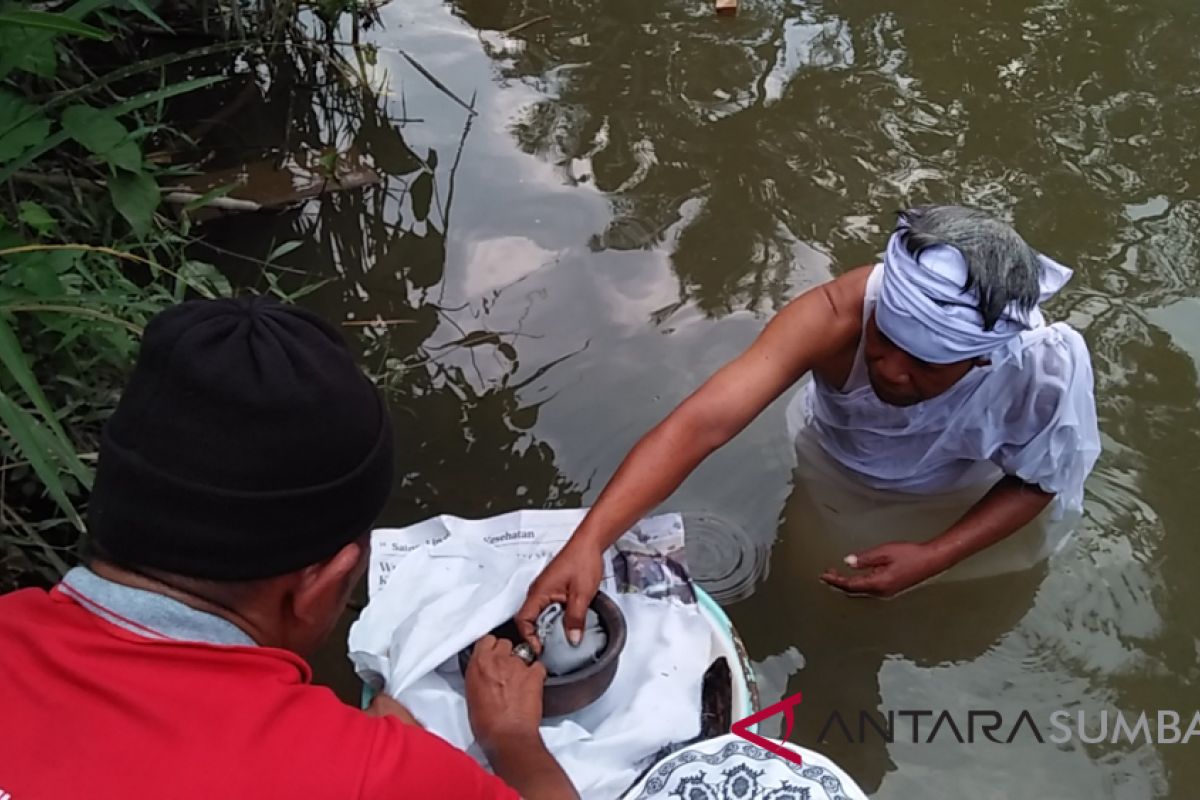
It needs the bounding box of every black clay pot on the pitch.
[458,590,627,717]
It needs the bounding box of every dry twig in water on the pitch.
[502,15,551,36]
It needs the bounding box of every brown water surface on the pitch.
[211,0,1200,795]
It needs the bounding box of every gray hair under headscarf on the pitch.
[875,205,1073,364]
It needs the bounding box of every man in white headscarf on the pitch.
[517,205,1101,642]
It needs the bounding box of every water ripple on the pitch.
[682,511,769,602]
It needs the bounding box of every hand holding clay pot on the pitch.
[465,634,548,746]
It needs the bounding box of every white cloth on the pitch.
[799,265,1100,518]
[876,224,1073,364]
[622,733,868,800]
[347,511,711,800]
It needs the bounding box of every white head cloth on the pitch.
[875,224,1074,364]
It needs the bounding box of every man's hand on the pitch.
[820,542,948,598]
[822,477,1056,597]
[466,636,580,800]
[365,692,423,727]
[514,543,604,652]
[466,635,547,747]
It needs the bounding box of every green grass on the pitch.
[0,0,371,591]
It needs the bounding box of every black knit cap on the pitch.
[88,296,394,580]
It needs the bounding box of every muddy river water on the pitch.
[216,0,1200,795]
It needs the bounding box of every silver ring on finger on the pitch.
[512,642,536,665]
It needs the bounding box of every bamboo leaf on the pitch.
[277,278,330,301]
[0,315,91,486]
[177,261,229,298]
[59,0,119,24]
[123,0,171,32]
[267,240,303,262]
[2,302,143,336]
[181,181,237,212]
[0,315,61,431]
[0,391,85,531]
[0,10,112,40]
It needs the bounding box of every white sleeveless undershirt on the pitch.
[791,265,1100,517]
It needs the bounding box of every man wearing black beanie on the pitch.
[0,297,578,800]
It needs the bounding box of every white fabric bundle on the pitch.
[347,513,711,800]
[875,226,1074,364]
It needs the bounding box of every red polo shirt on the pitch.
[0,582,519,800]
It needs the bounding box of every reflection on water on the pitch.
[199,48,588,697]
[210,0,1200,794]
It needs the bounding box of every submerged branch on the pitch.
[502,15,551,36]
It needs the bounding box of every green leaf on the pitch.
[61,105,129,155]
[17,201,56,235]
[0,75,226,182]
[178,260,231,298]
[181,181,236,212]
[267,240,303,262]
[274,277,330,301]
[0,315,91,487]
[20,35,57,77]
[0,112,50,162]
[0,10,112,40]
[48,249,79,274]
[123,0,171,32]
[317,149,338,175]
[17,260,65,297]
[0,41,241,146]
[43,0,115,25]
[0,315,54,422]
[105,138,143,171]
[0,26,57,79]
[0,391,85,531]
[108,170,159,235]
[0,0,116,81]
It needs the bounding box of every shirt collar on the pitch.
[59,566,257,647]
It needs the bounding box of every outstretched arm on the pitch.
[821,475,1053,597]
[516,268,869,643]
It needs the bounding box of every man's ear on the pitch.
[291,540,366,625]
